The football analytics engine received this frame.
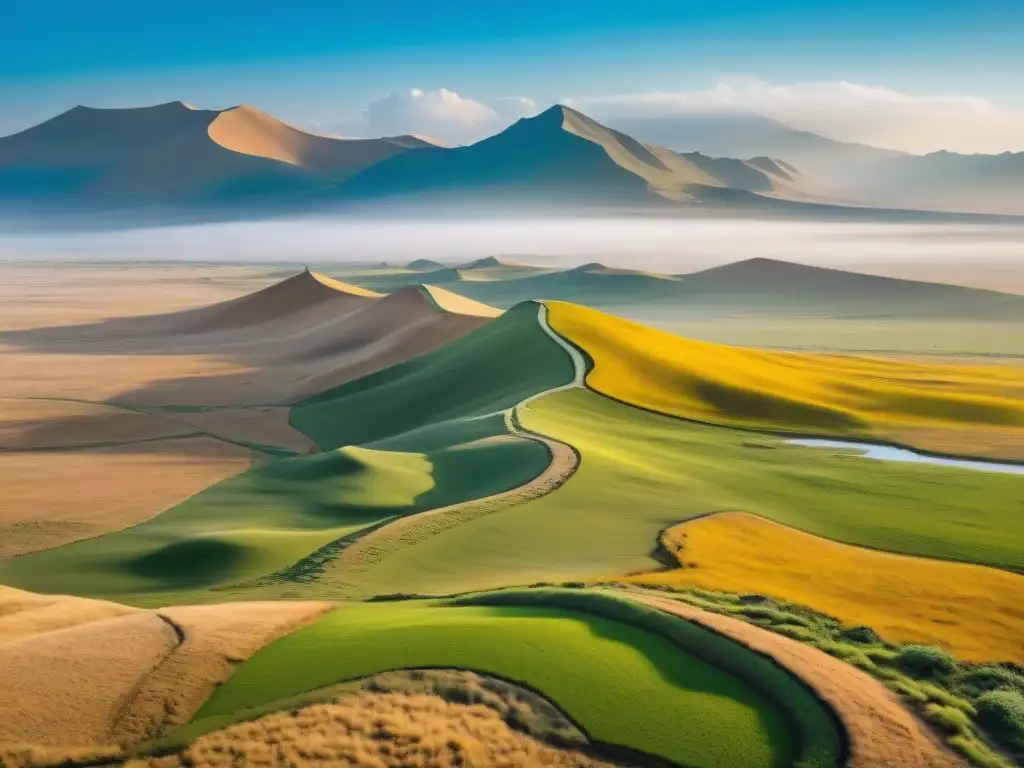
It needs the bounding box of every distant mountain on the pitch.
[0,101,438,206]
[603,111,905,182]
[335,105,807,208]
[3,100,1019,220]
[847,150,1024,215]
[602,112,1024,214]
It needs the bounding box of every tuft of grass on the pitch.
[925,703,973,737]
[896,645,959,679]
[975,690,1024,755]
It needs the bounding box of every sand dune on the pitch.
[420,284,503,317]
[207,106,425,179]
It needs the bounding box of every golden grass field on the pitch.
[130,692,624,768]
[547,302,1024,459]
[0,612,178,748]
[0,585,139,644]
[629,513,1024,663]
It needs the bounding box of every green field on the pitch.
[186,600,800,768]
[320,387,1023,598]
[0,425,549,604]
[290,301,575,449]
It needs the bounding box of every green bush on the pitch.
[924,703,972,736]
[839,625,880,644]
[975,690,1024,753]
[895,645,957,679]
[953,665,1024,699]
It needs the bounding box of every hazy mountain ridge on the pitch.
[0,101,436,204]
[1,100,1022,219]
[602,111,1024,214]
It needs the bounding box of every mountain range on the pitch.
[602,111,1024,215]
[1,100,1022,219]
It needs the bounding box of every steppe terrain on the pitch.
[1,258,1022,768]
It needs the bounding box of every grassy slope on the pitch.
[548,301,1024,457]
[334,388,1022,598]
[290,302,575,450]
[0,428,549,605]
[629,513,1024,663]
[188,601,797,768]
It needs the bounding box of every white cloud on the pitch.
[337,89,538,145]
[568,78,1024,154]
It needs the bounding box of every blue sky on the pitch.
[3,0,1024,151]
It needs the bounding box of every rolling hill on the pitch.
[337,256,1024,323]
[0,101,439,204]
[0,270,503,405]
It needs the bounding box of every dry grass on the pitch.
[548,302,1024,459]
[132,692,628,768]
[156,407,317,455]
[0,612,177,748]
[0,438,253,558]
[0,743,123,768]
[0,585,139,644]
[0,398,193,449]
[629,514,1024,663]
[357,669,586,745]
[633,592,967,768]
[112,601,332,746]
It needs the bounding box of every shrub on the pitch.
[924,703,972,736]
[953,665,1024,699]
[839,625,880,644]
[895,645,957,679]
[975,690,1024,753]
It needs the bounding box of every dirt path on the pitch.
[111,601,332,747]
[321,432,580,592]
[630,591,966,768]
[307,304,585,594]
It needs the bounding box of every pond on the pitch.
[786,438,1024,475]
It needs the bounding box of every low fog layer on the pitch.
[1,217,1022,273]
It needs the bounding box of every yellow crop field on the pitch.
[628,513,1024,663]
[546,302,1024,458]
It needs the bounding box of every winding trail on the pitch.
[110,602,331,747]
[629,590,966,768]
[309,303,586,593]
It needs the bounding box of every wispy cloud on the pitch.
[330,89,537,145]
[568,79,1024,154]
